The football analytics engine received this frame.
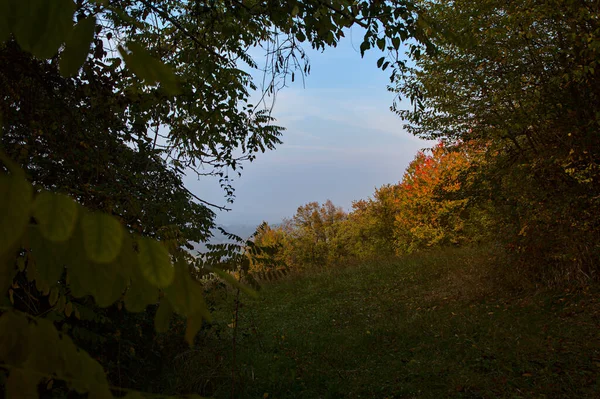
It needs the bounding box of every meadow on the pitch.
[167,246,600,398]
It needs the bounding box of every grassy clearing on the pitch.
[167,246,600,398]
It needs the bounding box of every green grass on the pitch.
[168,246,600,398]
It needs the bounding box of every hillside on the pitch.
[168,247,600,398]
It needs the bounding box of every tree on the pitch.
[344,184,399,257]
[395,0,600,277]
[285,201,347,268]
[250,221,288,275]
[393,142,475,253]
[0,0,431,396]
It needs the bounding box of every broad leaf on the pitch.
[0,311,31,366]
[0,173,33,256]
[5,369,40,399]
[119,42,180,95]
[154,299,174,333]
[13,0,74,58]
[81,212,124,263]
[92,263,127,308]
[57,334,85,390]
[48,286,59,306]
[185,313,204,346]
[137,238,174,287]
[164,261,210,319]
[33,191,78,242]
[28,226,66,285]
[124,263,159,313]
[24,318,61,375]
[212,268,258,299]
[0,0,10,43]
[60,16,96,77]
[0,254,17,297]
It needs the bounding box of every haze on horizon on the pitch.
[183,28,432,229]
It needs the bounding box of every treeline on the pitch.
[254,0,600,281]
[253,141,487,271]
[255,135,598,285]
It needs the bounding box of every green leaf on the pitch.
[49,287,59,306]
[60,16,96,77]
[360,40,370,57]
[63,231,91,298]
[57,334,85,390]
[164,261,210,320]
[113,233,136,281]
[81,212,124,263]
[24,318,60,375]
[33,191,78,242]
[212,268,258,299]
[154,299,173,333]
[124,262,159,313]
[28,226,66,285]
[0,255,17,297]
[70,253,125,307]
[185,313,204,346]
[0,0,11,43]
[6,369,40,399]
[377,56,385,68]
[64,337,110,396]
[0,173,33,256]
[92,263,127,308]
[296,31,306,42]
[0,311,31,366]
[119,42,180,95]
[13,0,74,58]
[137,238,174,288]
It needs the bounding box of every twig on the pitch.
[231,287,241,399]
[247,305,265,351]
[185,187,231,211]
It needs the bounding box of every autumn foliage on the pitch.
[254,141,481,270]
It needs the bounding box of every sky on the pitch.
[183,28,432,227]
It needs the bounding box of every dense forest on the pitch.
[1,0,599,398]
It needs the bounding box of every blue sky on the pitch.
[184,28,431,226]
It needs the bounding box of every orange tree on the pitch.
[393,142,476,253]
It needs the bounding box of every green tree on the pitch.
[395,0,600,278]
[0,0,431,396]
[343,184,399,258]
[280,200,347,269]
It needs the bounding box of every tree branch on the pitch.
[185,186,232,211]
[137,0,228,63]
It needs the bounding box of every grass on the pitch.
[166,246,600,398]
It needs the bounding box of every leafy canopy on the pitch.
[0,0,430,397]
